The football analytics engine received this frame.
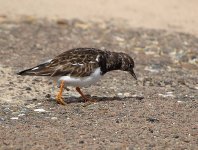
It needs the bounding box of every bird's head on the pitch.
[119,53,137,80]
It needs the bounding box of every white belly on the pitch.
[58,68,102,87]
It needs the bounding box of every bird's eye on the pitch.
[129,64,132,68]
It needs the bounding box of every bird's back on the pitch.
[17,48,107,77]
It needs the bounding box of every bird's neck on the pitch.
[105,52,122,72]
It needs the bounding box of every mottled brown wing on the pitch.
[48,48,102,77]
[18,48,104,77]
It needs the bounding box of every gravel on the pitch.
[0,18,197,149]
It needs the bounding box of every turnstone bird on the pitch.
[18,48,137,105]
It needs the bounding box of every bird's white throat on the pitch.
[58,67,102,87]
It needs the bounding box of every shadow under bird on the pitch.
[18,48,137,105]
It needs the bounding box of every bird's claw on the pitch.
[55,96,66,105]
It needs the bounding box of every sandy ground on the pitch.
[0,1,198,150]
[0,19,197,149]
[0,0,198,35]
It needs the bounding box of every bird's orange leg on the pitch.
[76,87,96,102]
[55,80,66,105]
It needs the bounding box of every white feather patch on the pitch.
[96,55,100,62]
[32,67,39,70]
[72,63,84,66]
[58,67,102,87]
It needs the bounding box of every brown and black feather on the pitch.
[18,48,137,79]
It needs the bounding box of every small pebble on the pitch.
[123,92,130,97]
[45,94,51,98]
[158,92,175,97]
[131,94,144,100]
[173,135,179,139]
[25,87,32,91]
[146,117,159,123]
[79,140,84,144]
[115,120,120,123]
[0,117,5,121]
[57,19,68,25]
[51,117,58,120]
[10,117,18,120]
[117,93,123,96]
[26,104,36,108]
[144,66,160,73]
[34,108,46,112]
[18,113,25,117]
[149,128,154,133]
[32,98,37,101]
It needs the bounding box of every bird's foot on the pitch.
[81,96,97,107]
[55,95,66,105]
[55,80,66,105]
[75,87,97,104]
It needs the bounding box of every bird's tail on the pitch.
[17,62,52,76]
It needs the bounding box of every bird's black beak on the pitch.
[130,70,137,80]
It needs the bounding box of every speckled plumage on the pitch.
[18,48,137,105]
[18,48,137,79]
